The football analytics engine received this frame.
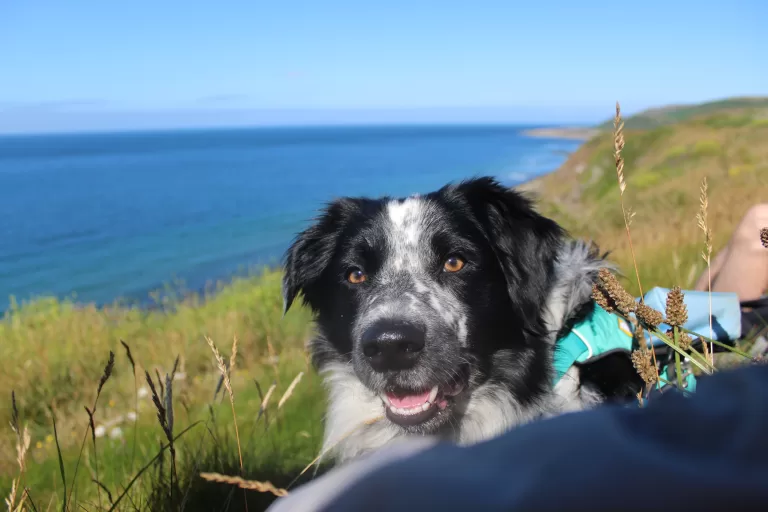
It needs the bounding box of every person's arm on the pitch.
[270,365,768,512]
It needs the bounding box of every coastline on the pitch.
[522,126,600,140]
[2,126,587,314]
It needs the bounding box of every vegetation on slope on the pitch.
[524,99,768,295]
[595,96,768,131]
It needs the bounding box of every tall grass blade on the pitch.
[49,406,67,512]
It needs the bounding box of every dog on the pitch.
[282,176,643,463]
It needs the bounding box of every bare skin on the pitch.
[694,204,768,303]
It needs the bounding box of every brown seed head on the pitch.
[631,347,657,386]
[668,328,693,351]
[761,227,768,248]
[633,323,645,345]
[97,351,115,399]
[592,284,615,313]
[120,340,136,372]
[636,303,664,328]
[597,268,636,314]
[665,286,688,327]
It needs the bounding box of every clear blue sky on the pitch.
[0,0,765,133]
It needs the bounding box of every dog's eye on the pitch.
[443,256,465,273]
[347,268,367,284]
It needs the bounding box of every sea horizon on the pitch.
[0,123,585,311]
[0,120,595,139]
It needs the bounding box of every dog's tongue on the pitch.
[387,390,431,408]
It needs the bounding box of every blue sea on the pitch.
[0,125,582,311]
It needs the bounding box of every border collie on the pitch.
[282,177,642,463]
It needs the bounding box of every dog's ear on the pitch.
[451,177,564,322]
[282,199,352,315]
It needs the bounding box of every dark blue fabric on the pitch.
[322,365,768,511]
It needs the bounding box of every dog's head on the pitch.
[282,177,564,433]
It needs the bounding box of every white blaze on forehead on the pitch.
[385,196,428,271]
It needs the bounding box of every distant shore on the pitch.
[522,126,600,140]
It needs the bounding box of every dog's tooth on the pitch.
[381,394,391,406]
[428,385,438,403]
[421,402,431,412]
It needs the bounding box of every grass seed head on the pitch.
[597,268,636,314]
[613,102,627,195]
[230,335,239,374]
[278,372,304,410]
[667,329,693,351]
[696,178,713,261]
[665,286,688,327]
[120,340,136,373]
[761,227,768,248]
[636,303,664,328]
[631,347,657,386]
[592,283,616,313]
[96,351,115,398]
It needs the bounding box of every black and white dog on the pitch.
[282,177,642,463]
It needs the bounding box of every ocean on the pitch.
[0,125,582,311]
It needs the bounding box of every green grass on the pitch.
[2,269,324,511]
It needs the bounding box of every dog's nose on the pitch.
[361,320,426,372]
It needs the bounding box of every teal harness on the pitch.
[553,303,697,392]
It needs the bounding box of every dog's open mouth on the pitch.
[381,382,465,427]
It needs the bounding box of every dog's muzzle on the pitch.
[361,319,426,373]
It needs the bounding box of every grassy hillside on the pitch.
[596,96,768,131]
[523,99,768,295]
[1,271,324,511]
[3,97,768,511]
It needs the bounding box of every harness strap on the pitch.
[553,303,634,385]
[553,301,699,393]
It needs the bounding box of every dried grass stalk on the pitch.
[205,336,232,399]
[120,339,136,372]
[96,351,115,399]
[206,335,247,509]
[613,103,627,196]
[613,102,644,300]
[260,383,277,412]
[278,372,304,410]
[696,177,715,364]
[230,335,239,374]
[199,473,288,497]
